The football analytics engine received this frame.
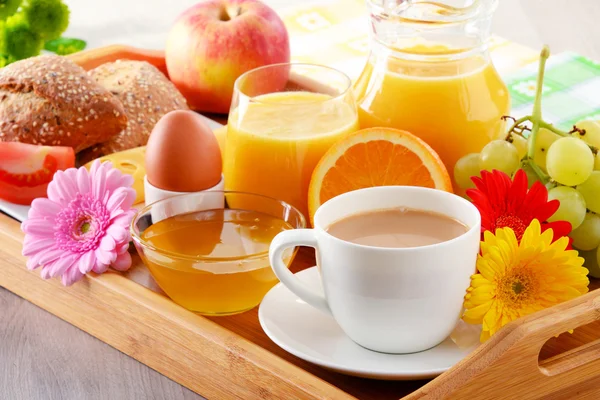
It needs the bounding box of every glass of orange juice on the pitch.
[225,63,359,220]
[354,0,510,190]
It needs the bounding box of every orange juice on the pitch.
[225,91,359,218]
[354,51,510,187]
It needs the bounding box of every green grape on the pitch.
[22,0,70,40]
[595,152,600,171]
[546,137,594,186]
[570,212,600,251]
[1,14,43,61]
[0,0,21,20]
[509,133,528,160]
[547,186,587,230]
[577,171,600,214]
[479,140,520,175]
[573,120,600,149]
[532,128,561,172]
[454,153,481,189]
[517,163,541,188]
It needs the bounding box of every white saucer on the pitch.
[258,267,481,381]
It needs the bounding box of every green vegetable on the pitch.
[0,0,21,20]
[0,0,82,66]
[22,0,70,40]
[44,37,86,55]
[1,14,44,60]
[0,53,13,67]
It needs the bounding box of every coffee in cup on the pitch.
[269,186,480,354]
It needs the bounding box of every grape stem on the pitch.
[527,45,550,160]
[526,159,550,184]
[504,116,531,140]
[538,121,569,137]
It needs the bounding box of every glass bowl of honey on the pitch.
[131,191,306,316]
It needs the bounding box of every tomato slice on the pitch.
[0,143,75,205]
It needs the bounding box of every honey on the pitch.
[138,208,296,315]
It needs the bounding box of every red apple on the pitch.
[165,0,290,114]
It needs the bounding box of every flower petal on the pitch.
[95,248,117,265]
[39,266,52,280]
[93,261,109,274]
[116,242,130,255]
[120,173,134,188]
[100,235,116,251]
[61,266,84,286]
[48,255,77,278]
[112,251,132,271]
[26,253,43,270]
[22,238,55,257]
[107,224,128,243]
[104,168,127,194]
[76,166,91,194]
[37,248,65,265]
[78,251,96,274]
[47,168,79,206]
[30,198,61,217]
[111,209,136,226]
[89,159,101,176]
[59,168,78,199]
[106,187,136,213]
[463,301,493,324]
[21,219,55,236]
[92,163,108,199]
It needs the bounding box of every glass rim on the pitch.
[130,190,307,263]
[232,62,353,105]
[366,0,499,24]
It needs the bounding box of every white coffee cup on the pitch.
[269,186,481,354]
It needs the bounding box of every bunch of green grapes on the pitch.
[454,46,600,276]
[0,0,83,65]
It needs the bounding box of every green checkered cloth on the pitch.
[505,52,600,130]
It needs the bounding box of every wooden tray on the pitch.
[3,46,600,399]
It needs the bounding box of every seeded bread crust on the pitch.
[0,54,128,152]
[78,60,189,163]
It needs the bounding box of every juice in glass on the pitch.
[226,64,359,219]
[356,1,510,188]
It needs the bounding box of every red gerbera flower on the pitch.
[466,169,572,243]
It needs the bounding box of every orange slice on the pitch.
[308,127,453,224]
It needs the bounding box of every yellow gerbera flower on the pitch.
[462,219,589,342]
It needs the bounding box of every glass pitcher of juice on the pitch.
[354,0,510,188]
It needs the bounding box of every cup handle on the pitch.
[269,229,332,316]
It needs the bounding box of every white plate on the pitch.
[258,267,481,381]
[0,115,223,224]
[0,199,29,222]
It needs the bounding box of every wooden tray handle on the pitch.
[407,290,600,400]
[68,45,167,75]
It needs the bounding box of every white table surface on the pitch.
[2,1,600,399]
[63,0,600,57]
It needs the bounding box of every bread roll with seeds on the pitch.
[0,54,127,152]
[78,60,189,163]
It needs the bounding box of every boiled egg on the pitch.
[145,110,222,192]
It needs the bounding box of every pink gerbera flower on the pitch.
[21,160,137,286]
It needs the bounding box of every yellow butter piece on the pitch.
[84,146,147,204]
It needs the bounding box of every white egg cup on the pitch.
[144,174,225,223]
